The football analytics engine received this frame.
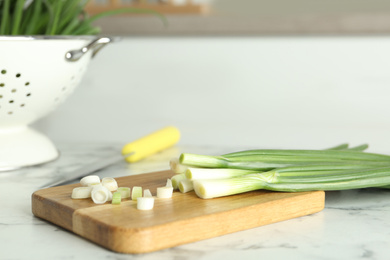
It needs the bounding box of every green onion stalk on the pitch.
[193,166,390,199]
[179,150,390,171]
[177,144,390,199]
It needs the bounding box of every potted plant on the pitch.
[0,0,163,171]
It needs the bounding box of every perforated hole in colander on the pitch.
[53,71,81,103]
[0,69,32,116]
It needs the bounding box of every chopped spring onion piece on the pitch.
[156,188,173,198]
[132,186,143,201]
[117,187,131,198]
[102,177,118,191]
[157,179,174,198]
[137,197,155,210]
[91,186,110,204]
[179,179,194,193]
[88,183,102,188]
[186,167,259,180]
[80,175,100,186]
[144,189,153,197]
[170,158,189,174]
[171,173,186,189]
[112,192,121,205]
[71,187,92,199]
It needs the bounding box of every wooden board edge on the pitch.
[31,191,74,231]
[73,190,325,254]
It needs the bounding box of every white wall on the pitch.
[33,36,390,152]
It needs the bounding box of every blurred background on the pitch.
[33,0,390,152]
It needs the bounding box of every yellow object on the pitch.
[121,126,180,163]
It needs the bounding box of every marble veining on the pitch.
[1,143,390,260]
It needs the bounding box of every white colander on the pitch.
[0,36,111,171]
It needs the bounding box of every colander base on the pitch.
[0,126,59,171]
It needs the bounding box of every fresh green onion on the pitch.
[46,0,65,35]
[345,144,369,151]
[222,149,390,161]
[11,0,24,35]
[325,143,349,150]
[24,0,42,34]
[178,144,390,199]
[186,167,260,180]
[179,153,388,171]
[0,0,165,35]
[325,143,369,152]
[180,148,390,171]
[0,0,11,35]
[193,167,390,199]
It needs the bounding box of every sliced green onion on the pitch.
[111,192,121,205]
[80,175,100,186]
[157,179,173,198]
[102,177,118,191]
[137,188,155,210]
[71,186,92,199]
[137,197,154,210]
[88,183,102,188]
[132,186,142,201]
[117,187,131,198]
[91,186,110,204]
[144,189,153,197]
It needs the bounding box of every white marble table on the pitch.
[1,143,390,260]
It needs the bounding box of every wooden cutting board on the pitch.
[32,170,325,254]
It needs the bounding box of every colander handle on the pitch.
[65,37,112,62]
